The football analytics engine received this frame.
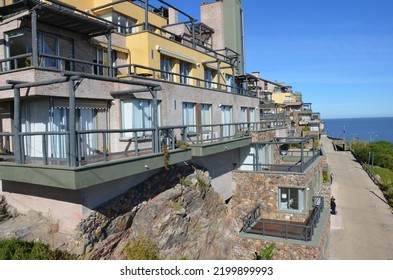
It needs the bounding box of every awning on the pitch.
[156,45,196,64]
[54,99,108,110]
[91,40,129,54]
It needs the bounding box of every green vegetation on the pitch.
[0,238,76,260]
[179,175,192,187]
[351,140,393,208]
[322,170,330,184]
[123,235,161,260]
[350,140,393,171]
[253,243,275,260]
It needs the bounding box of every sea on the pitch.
[323,117,393,143]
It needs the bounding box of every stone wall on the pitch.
[231,164,330,260]
[232,157,324,223]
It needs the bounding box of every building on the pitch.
[0,0,329,258]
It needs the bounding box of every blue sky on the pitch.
[151,0,393,119]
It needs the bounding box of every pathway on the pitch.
[321,135,393,259]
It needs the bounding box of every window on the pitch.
[241,107,247,123]
[226,74,234,92]
[116,12,136,34]
[38,33,73,70]
[204,68,216,88]
[180,61,191,84]
[220,105,232,137]
[249,107,255,128]
[5,29,74,70]
[93,47,117,76]
[160,55,173,81]
[5,29,32,70]
[122,99,160,138]
[278,187,305,212]
[182,102,196,133]
[201,104,212,127]
[21,100,101,160]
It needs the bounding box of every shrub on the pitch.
[123,235,161,260]
[0,238,76,260]
[253,243,275,260]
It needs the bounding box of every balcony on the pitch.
[240,137,321,173]
[242,196,325,242]
[0,119,263,189]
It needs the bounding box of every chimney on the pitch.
[168,7,178,25]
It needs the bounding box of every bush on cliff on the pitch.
[0,238,76,260]
[123,235,161,260]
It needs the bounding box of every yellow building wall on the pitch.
[126,32,233,86]
[272,92,294,104]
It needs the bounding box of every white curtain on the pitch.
[226,75,233,92]
[122,99,155,138]
[220,105,232,137]
[79,109,97,157]
[182,103,196,133]
[22,100,48,158]
[49,107,68,159]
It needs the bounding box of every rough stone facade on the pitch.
[232,157,324,223]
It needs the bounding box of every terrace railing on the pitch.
[0,122,267,167]
[242,196,324,242]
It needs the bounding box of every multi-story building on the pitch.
[0,0,329,258]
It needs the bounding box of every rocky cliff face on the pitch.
[80,165,239,260]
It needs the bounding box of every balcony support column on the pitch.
[31,9,38,67]
[149,87,159,153]
[107,31,113,77]
[13,88,22,164]
[301,141,304,172]
[68,79,77,167]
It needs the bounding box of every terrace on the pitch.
[242,196,325,242]
[240,136,320,173]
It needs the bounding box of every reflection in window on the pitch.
[180,61,190,84]
[278,187,304,211]
[122,99,160,138]
[182,102,196,133]
[160,55,173,81]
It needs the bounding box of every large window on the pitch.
[121,99,160,138]
[220,105,232,137]
[101,12,136,34]
[278,187,305,212]
[204,68,216,89]
[5,29,73,70]
[93,47,117,76]
[201,104,212,128]
[182,102,196,133]
[180,61,191,84]
[226,74,234,92]
[160,55,173,81]
[21,99,102,160]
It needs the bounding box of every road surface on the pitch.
[321,135,393,259]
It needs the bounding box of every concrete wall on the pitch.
[0,168,161,233]
[190,149,239,201]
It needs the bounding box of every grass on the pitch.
[365,164,393,208]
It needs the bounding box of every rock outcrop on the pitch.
[79,164,238,260]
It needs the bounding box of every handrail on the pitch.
[0,121,270,167]
[242,196,324,241]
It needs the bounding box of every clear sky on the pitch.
[150,0,393,119]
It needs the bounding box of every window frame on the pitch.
[278,187,305,212]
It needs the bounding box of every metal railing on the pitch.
[242,196,324,242]
[0,121,276,167]
[241,150,321,173]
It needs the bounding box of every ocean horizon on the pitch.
[323,116,393,143]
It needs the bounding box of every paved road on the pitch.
[321,136,393,259]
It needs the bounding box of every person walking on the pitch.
[330,196,337,215]
[330,173,334,185]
